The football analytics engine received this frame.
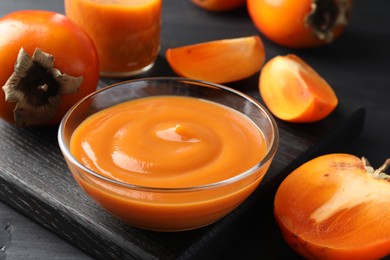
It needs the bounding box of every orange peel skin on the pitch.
[191,0,246,12]
[259,54,338,123]
[165,36,265,84]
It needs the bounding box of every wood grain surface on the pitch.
[0,96,364,260]
[0,0,389,259]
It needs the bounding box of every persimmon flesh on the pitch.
[274,154,390,259]
[191,0,246,12]
[259,54,338,123]
[165,36,265,84]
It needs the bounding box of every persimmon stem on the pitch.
[362,157,390,180]
[2,47,83,126]
[377,159,390,174]
[306,0,351,42]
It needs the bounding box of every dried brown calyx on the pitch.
[363,157,390,181]
[305,0,352,42]
[2,48,83,127]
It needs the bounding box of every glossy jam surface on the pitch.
[64,0,161,76]
[70,96,267,188]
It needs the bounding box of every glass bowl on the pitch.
[58,77,279,231]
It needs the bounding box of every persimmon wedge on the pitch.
[274,154,390,259]
[166,36,265,84]
[259,54,338,123]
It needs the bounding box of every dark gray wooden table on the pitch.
[1,0,389,259]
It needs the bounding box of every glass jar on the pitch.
[64,0,161,78]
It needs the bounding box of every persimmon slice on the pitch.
[274,154,390,259]
[165,36,265,84]
[259,54,338,123]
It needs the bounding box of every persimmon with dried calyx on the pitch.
[166,36,265,84]
[274,154,390,259]
[0,10,99,127]
[259,54,338,123]
[247,0,353,48]
[191,0,246,12]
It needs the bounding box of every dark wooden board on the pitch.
[0,1,367,259]
[0,89,365,260]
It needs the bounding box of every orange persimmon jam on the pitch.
[68,95,271,231]
[64,0,161,77]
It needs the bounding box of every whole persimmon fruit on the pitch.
[0,10,99,127]
[247,0,353,48]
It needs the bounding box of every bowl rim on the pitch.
[58,77,279,192]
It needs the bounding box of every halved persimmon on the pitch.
[165,36,265,84]
[191,0,246,12]
[259,54,338,123]
[274,154,390,259]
